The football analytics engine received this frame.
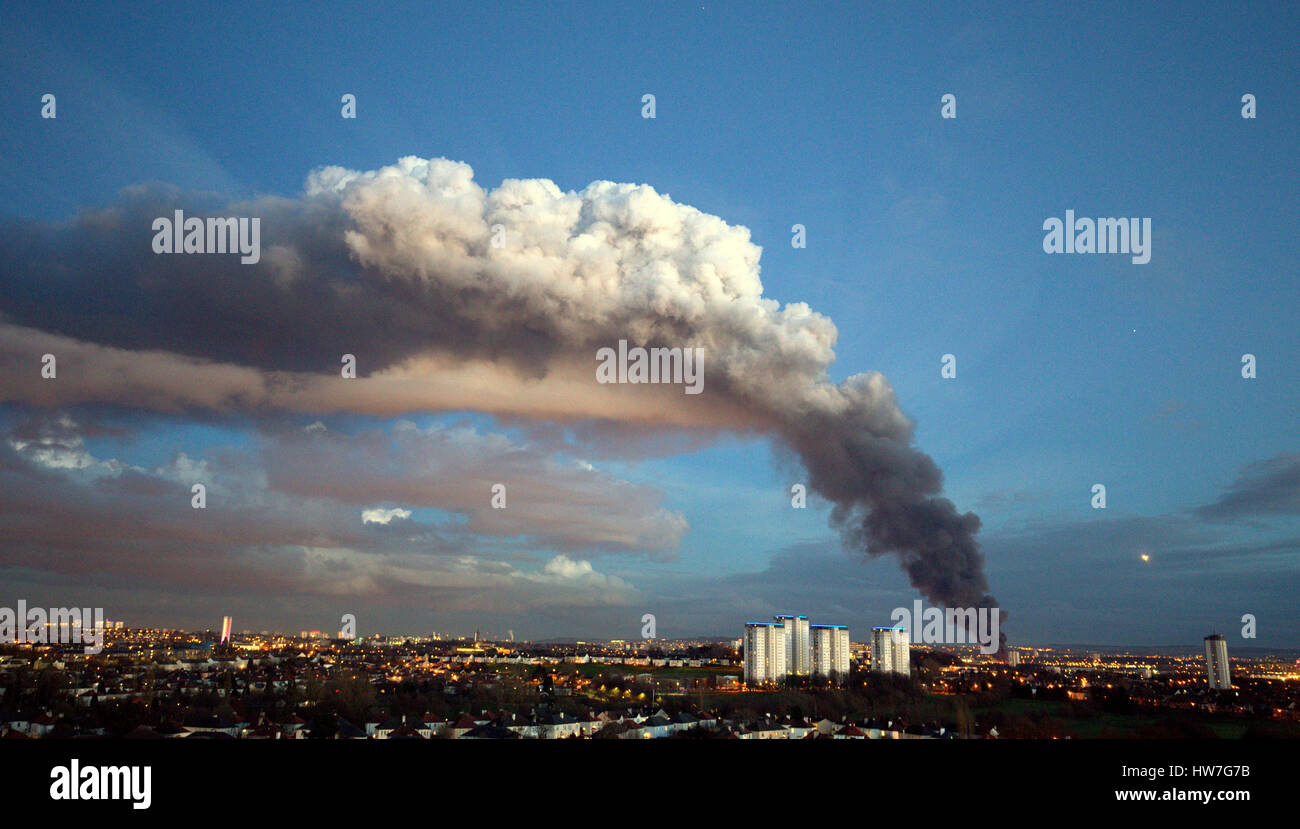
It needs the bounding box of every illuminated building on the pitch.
[1204,634,1231,689]
[871,626,910,676]
[775,614,811,676]
[743,622,788,684]
[811,624,850,681]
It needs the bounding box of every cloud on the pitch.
[259,420,688,556]
[1193,453,1300,522]
[543,554,594,578]
[361,507,412,525]
[0,416,665,606]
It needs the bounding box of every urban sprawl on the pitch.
[1,617,1297,740]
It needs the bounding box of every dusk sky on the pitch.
[1,2,1296,647]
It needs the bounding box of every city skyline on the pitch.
[35,612,1278,657]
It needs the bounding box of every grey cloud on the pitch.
[1194,453,1300,522]
[257,420,688,556]
[0,415,662,604]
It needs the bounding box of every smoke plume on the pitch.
[0,156,1003,639]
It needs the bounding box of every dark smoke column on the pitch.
[773,373,1006,653]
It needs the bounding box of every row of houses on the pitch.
[724,718,951,740]
[1,705,958,740]
[367,708,709,739]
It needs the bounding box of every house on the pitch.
[419,714,447,739]
[814,718,839,736]
[641,715,673,739]
[741,720,789,740]
[0,714,31,737]
[334,718,368,740]
[463,723,519,739]
[541,713,583,739]
[388,723,424,739]
[448,713,479,738]
[618,723,645,739]
[182,715,243,738]
[374,717,404,739]
[577,711,601,737]
[29,713,58,738]
[495,711,537,738]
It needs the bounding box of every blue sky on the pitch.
[0,2,1296,647]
